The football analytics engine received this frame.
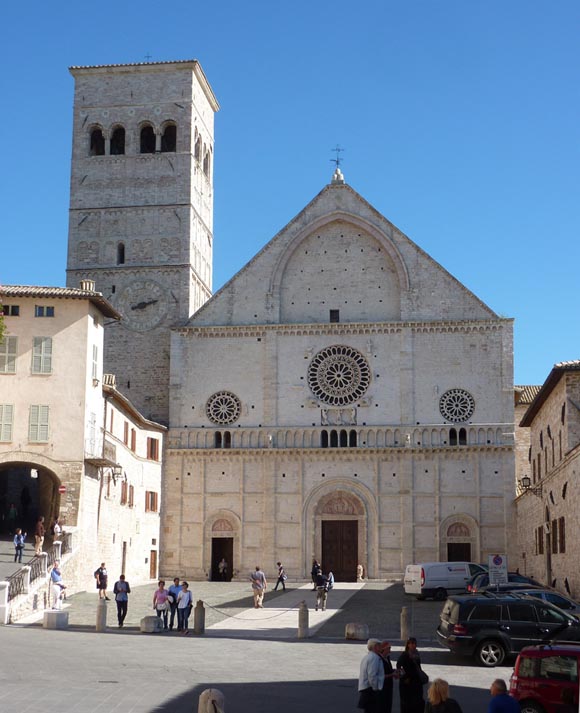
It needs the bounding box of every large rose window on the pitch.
[307,345,371,406]
[439,389,475,422]
[206,391,242,425]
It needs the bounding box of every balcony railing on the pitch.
[168,423,514,450]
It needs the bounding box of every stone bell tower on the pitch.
[66,60,219,424]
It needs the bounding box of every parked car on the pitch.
[436,592,580,667]
[467,571,544,593]
[404,561,486,601]
[515,589,580,615]
[510,644,580,713]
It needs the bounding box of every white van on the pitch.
[403,561,486,601]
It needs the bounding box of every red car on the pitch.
[510,644,580,713]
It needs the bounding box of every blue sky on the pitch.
[1,1,578,385]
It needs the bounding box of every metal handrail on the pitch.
[29,555,44,583]
[7,569,27,602]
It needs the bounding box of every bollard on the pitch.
[96,598,107,632]
[198,688,225,712]
[194,599,205,635]
[400,605,409,642]
[297,600,309,639]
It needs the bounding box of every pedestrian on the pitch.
[176,581,192,634]
[168,577,182,630]
[487,679,520,713]
[218,558,228,581]
[274,561,287,591]
[113,574,131,628]
[357,638,385,712]
[396,637,427,713]
[250,565,267,608]
[314,569,329,611]
[311,559,320,591]
[378,640,398,713]
[327,570,335,590]
[94,562,110,600]
[13,528,26,563]
[34,515,45,555]
[153,580,170,629]
[52,518,62,539]
[50,560,66,610]
[425,679,463,713]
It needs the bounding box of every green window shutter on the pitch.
[32,337,52,374]
[0,336,17,373]
[0,404,14,441]
[29,404,39,440]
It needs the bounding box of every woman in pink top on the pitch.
[153,580,170,630]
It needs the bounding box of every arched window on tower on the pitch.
[110,126,125,155]
[90,128,105,156]
[161,123,176,152]
[339,430,348,447]
[320,430,329,448]
[194,134,202,162]
[140,125,156,154]
[449,428,458,446]
[117,243,125,265]
[223,431,231,449]
[203,149,210,177]
[214,432,222,448]
[458,428,467,445]
[349,430,357,447]
[330,430,338,448]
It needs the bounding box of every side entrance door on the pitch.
[322,520,358,582]
[211,537,233,581]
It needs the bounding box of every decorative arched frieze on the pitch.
[439,513,480,562]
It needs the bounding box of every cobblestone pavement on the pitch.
[2,579,514,712]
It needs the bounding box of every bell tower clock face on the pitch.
[117,279,169,332]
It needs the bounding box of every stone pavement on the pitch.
[2,580,513,712]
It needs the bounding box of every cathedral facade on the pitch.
[163,170,516,581]
[62,61,516,582]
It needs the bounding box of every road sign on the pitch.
[58,485,66,494]
[488,554,508,585]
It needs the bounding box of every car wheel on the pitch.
[476,640,506,667]
[519,702,545,713]
[434,588,447,601]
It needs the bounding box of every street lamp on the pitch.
[519,475,543,498]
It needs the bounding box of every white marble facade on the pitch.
[161,170,516,582]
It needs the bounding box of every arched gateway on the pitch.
[304,481,377,582]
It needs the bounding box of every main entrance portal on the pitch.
[322,520,358,582]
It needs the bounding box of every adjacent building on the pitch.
[0,283,165,589]
[516,361,580,598]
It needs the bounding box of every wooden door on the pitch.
[322,520,358,582]
[447,542,471,561]
[149,550,157,580]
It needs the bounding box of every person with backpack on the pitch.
[113,574,131,628]
[314,568,329,611]
[13,528,26,563]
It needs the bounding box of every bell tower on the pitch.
[66,60,219,423]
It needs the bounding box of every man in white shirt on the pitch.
[358,639,385,712]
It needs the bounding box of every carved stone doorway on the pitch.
[447,542,471,561]
[211,537,233,581]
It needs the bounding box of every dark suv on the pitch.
[510,644,580,713]
[436,592,580,667]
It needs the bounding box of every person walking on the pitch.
[153,580,170,630]
[378,640,398,713]
[113,574,131,628]
[396,637,427,713]
[425,679,463,713]
[357,638,385,712]
[34,516,45,555]
[218,558,228,581]
[13,528,26,563]
[487,680,520,713]
[274,561,287,591]
[94,562,109,600]
[250,565,267,608]
[176,581,193,634]
[168,577,182,630]
[311,559,320,591]
[50,560,66,610]
[314,569,329,611]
